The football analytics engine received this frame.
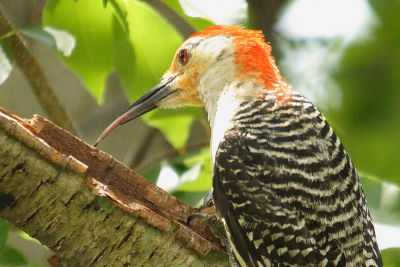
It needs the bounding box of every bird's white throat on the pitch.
[208,85,240,164]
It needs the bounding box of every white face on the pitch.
[157,35,237,110]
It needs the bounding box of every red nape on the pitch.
[190,25,290,96]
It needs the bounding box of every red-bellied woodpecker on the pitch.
[95,25,382,266]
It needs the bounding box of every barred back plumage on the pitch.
[213,92,382,266]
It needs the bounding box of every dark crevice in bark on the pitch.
[25,208,40,224]
[92,247,107,265]
[10,162,24,175]
[63,192,78,207]
[118,232,132,249]
[45,217,60,232]
[52,237,65,251]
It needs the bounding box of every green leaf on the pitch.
[175,0,247,25]
[145,107,203,148]
[43,27,76,56]
[173,190,209,207]
[19,27,75,57]
[0,40,13,85]
[108,0,129,36]
[178,147,212,191]
[0,245,27,266]
[161,0,214,31]
[19,27,57,49]
[0,218,8,251]
[43,0,115,102]
[381,247,400,266]
[154,146,211,194]
[177,160,212,191]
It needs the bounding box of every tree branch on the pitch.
[247,0,289,40]
[0,107,227,266]
[0,9,78,136]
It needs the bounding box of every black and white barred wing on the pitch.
[213,131,342,266]
[212,97,382,266]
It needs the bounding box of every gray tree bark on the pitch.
[0,107,227,266]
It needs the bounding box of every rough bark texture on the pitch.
[0,107,228,266]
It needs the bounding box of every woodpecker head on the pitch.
[94,25,290,146]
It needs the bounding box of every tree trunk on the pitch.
[0,107,227,266]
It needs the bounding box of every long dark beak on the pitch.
[93,76,176,147]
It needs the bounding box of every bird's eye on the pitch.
[178,49,189,65]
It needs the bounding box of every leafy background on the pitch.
[0,0,399,265]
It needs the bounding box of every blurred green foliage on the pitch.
[381,247,400,267]
[0,245,27,266]
[44,0,115,102]
[0,218,8,251]
[0,218,28,266]
[331,0,400,186]
[43,0,206,148]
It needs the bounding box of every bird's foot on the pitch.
[186,213,240,267]
[187,212,224,240]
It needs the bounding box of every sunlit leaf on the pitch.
[0,245,27,266]
[109,0,129,35]
[0,218,8,251]
[161,0,214,31]
[158,147,213,206]
[43,27,75,56]
[178,0,247,25]
[177,161,212,192]
[0,40,13,85]
[43,0,115,102]
[156,161,180,192]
